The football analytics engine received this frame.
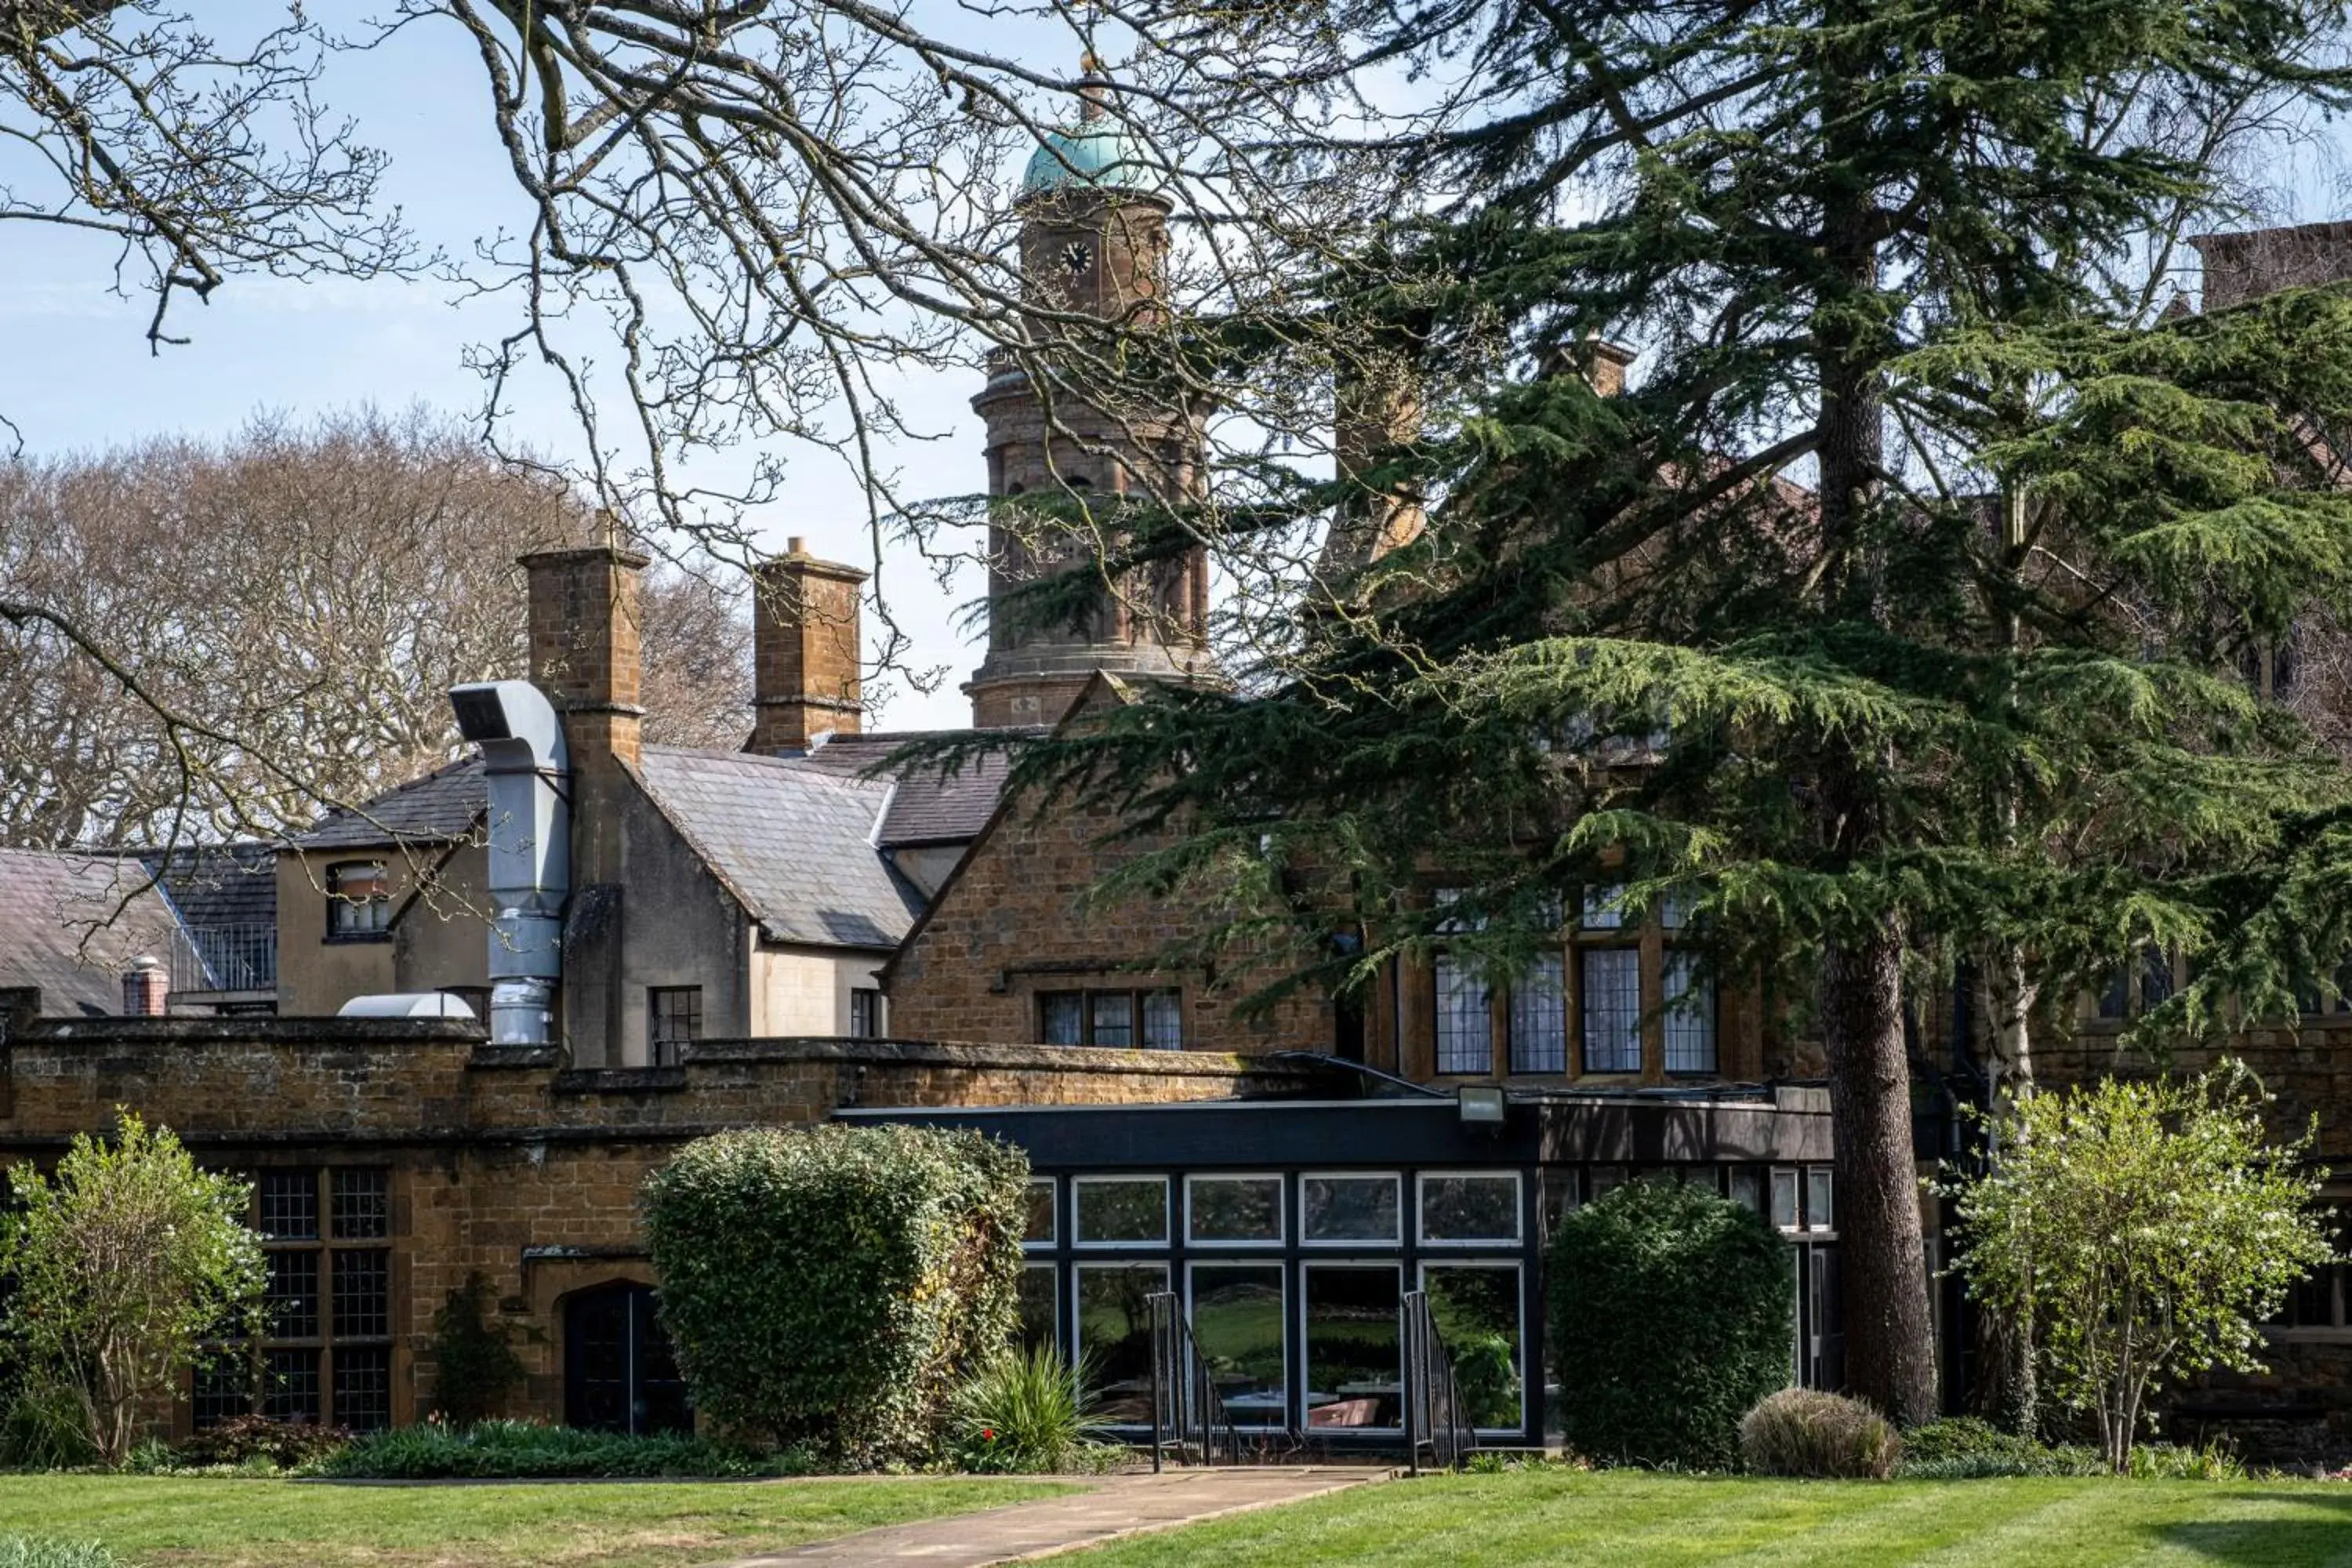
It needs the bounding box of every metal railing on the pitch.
[1144,1290,1244,1469]
[169,923,277,993]
[1401,1289,1478,1474]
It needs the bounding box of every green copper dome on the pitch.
[1018,122,1161,200]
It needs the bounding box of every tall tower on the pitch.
[966,63,1213,729]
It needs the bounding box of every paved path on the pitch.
[722,1466,1385,1567]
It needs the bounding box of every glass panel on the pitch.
[1588,1167,1625,1200]
[1074,1178,1167,1243]
[1304,1265,1402,1430]
[1662,953,1716,1074]
[1018,1265,1060,1355]
[1508,954,1567,1074]
[1076,1263,1166,1423]
[1141,989,1183,1050]
[1188,1177,1282,1243]
[1421,1174,1521,1243]
[1425,1265,1524,1432]
[265,1250,319,1340]
[1023,1179,1057,1245]
[1727,1167,1762,1214]
[263,1346,321,1424]
[332,1250,391,1339]
[1433,956,1492,1074]
[1302,1175,1399,1243]
[1806,1169,1835,1231]
[1580,948,1641,1073]
[1771,1169,1800,1229]
[1580,884,1627,930]
[1041,993,1083,1046]
[192,1356,252,1429]
[332,1345,393,1431]
[332,1170,390,1240]
[258,1171,318,1241]
[1191,1265,1286,1426]
[1091,992,1135,1048]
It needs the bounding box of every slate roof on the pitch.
[142,842,277,933]
[772,730,1033,848]
[0,848,182,1016]
[630,746,925,949]
[294,757,485,850]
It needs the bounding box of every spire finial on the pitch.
[1077,50,1108,122]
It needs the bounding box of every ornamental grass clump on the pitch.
[1739,1388,1901,1479]
[0,1541,122,1568]
[947,1345,1116,1473]
[1547,1178,1795,1468]
[642,1123,1029,1465]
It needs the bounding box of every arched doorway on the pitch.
[563,1281,693,1434]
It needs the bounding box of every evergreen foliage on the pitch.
[0,1112,263,1467]
[318,1418,793,1479]
[640,1124,1029,1464]
[1943,1067,2335,1472]
[953,0,2352,1424]
[1546,1180,1793,1467]
[426,1272,526,1426]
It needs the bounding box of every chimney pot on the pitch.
[122,954,167,1018]
[750,546,869,753]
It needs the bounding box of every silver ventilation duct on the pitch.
[451,679,570,1045]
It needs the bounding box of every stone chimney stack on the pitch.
[521,541,648,768]
[750,539,868,754]
[1323,342,1427,577]
[519,539,646,1068]
[1566,338,1637,397]
[121,955,167,1017]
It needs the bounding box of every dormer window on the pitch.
[325,861,392,941]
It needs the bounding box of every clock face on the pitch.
[1061,241,1093,276]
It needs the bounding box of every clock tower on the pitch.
[965,61,1213,729]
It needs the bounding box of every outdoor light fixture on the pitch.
[1457,1085,1508,1127]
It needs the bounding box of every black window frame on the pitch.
[648,985,703,1065]
[1036,988,1183,1049]
[324,859,393,942]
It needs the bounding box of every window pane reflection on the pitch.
[1425,1264,1523,1431]
[1304,1265,1401,1430]
[1076,1264,1166,1424]
[1191,1265,1286,1427]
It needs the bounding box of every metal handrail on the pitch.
[1144,1290,1245,1469]
[1401,1289,1478,1474]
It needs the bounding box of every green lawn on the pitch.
[1068,1468,2352,1567]
[0,1474,1069,1568]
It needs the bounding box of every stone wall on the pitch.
[0,1007,1308,1434]
[884,780,1334,1054]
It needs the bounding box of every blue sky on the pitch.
[0,0,1002,729]
[5,6,2349,733]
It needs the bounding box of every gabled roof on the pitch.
[0,848,181,1017]
[142,842,276,932]
[630,746,924,950]
[768,729,1036,848]
[294,757,485,851]
[880,673,1128,983]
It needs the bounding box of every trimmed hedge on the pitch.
[318,1419,792,1479]
[1547,1178,1794,1468]
[642,1123,1029,1463]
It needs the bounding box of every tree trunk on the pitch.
[1819,923,1941,1425]
[1969,945,2038,1432]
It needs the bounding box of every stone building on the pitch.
[2,95,2350,1455]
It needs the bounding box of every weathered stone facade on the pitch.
[0,996,1310,1434]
